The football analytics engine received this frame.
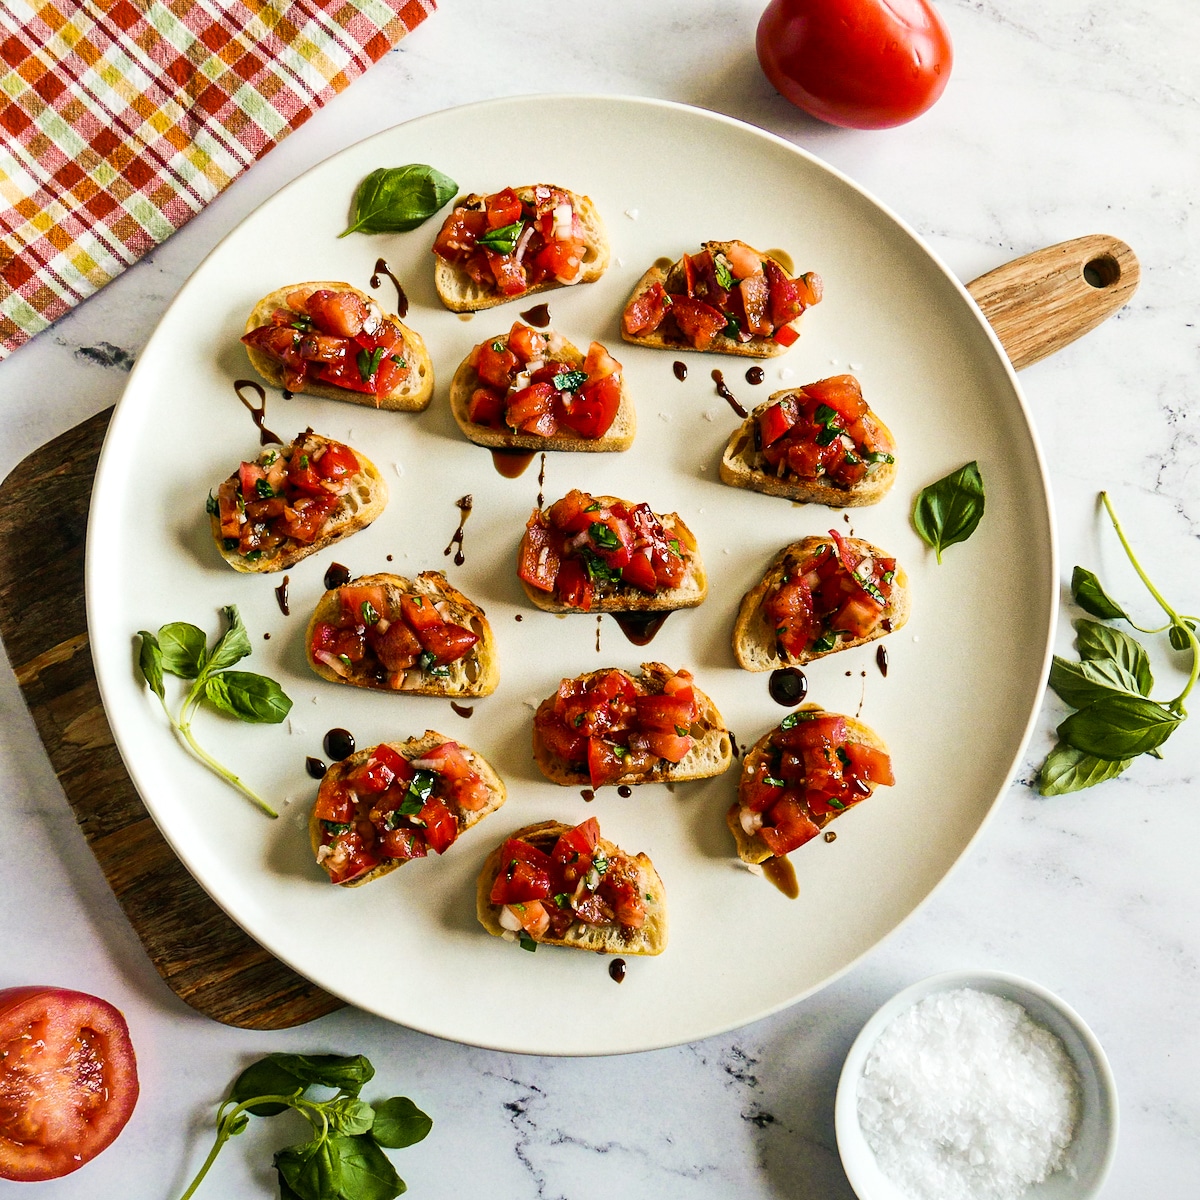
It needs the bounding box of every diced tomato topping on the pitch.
[634,693,695,733]
[532,236,584,284]
[559,373,620,439]
[554,556,593,610]
[842,741,895,786]
[304,289,368,338]
[642,730,693,762]
[378,827,427,862]
[582,341,621,380]
[487,250,528,296]
[468,386,506,427]
[506,381,556,434]
[415,620,480,666]
[506,322,547,364]
[553,817,600,863]
[476,341,519,390]
[806,375,867,423]
[314,783,355,823]
[338,585,388,625]
[546,489,597,533]
[486,187,523,229]
[414,740,472,780]
[280,493,338,543]
[587,739,630,787]
[417,799,458,855]
[491,854,552,905]
[759,795,822,856]
[773,324,801,347]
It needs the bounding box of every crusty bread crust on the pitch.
[305,571,499,696]
[449,329,635,453]
[620,242,804,359]
[311,731,507,888]
[243,281,434,411]
[727,709,890,864]
[533,662,732,787]
[210,435,387,574]
[719,392,897,508]
[520,496,707,614]
[434,188,610,313]
[476,820,667,955]
[732,537,910,671]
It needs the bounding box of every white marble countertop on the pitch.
[2,2,1198,1196]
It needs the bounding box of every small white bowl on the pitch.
[835,970,1118,1200]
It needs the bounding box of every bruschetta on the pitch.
[311,732,506,887]
[621,240,821,357]
[732,534,909,671]
[432,184,609,312]
[209,431,386,573]
[517,489,706,614]
[306,571,498,696]
[449,322,635,451]
[476,818,667,955]
[533,664,732,789]
[241,282,433,410]
[728,708,894,866]
[720,376,896,507]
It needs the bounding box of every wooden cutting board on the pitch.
[0,236,1134,1029]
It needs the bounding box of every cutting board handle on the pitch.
[966,234,1139,371]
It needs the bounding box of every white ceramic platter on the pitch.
[87,96,1055,1055]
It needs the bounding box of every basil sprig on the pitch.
[476,220,523,254]
[137,606,292,817]
[340,164,458,237]
[1039,492,1199,795]
[177,1052,431,1200]
[912,461,985,563]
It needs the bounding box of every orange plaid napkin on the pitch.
[0,0,434,360]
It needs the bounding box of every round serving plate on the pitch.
[86,95,1055,1055]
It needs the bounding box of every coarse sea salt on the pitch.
[857,988,1081,1200]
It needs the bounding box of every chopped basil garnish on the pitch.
[399,770,435,816]
[713,255,734,290]
[592,849,609,875]
[321,820,351,836]
[779,713,799,730]
[491,341,505,353]
[552,368,588,393]
[338,653,352,668]
[811,632,839,653]
[882,569,895,583]
[390,355,406,367]
[763,775,786,788]
[723,314,740,338]
[477,221,523,254]
[299,454,309,468]
[244,550,263,561]
[863,449,895,465]
[827,796,847,811]
[669,539,681,555]
[836,747,851,767]
[255,478,275,499]
[205,492,218,515]
[357,346,386,381]
[518,931,538,952]
[610,745,628,760]
[674,724,689,737]
[553,892,570,909]
[222,538,238,550]
[584,502,601,512]
[588,522,621,551]
[360,601,381,626]
[580,549,622,586]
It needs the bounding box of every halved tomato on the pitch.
[0,987,139,1181]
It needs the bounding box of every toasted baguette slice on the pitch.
[210,432,387,574]
[243,281,434,411]
[449,328,635,453]
[305,571,499,696]
[519,495,707,614]
[732,537,910,671]
[533,663,732,787]
[311,731,506,887]
[727,709,891,865]
[621,241,813,359]
[434,186,610,313]
[720,391,897,508]
[476,820,667,955]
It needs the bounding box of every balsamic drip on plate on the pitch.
[711,369,748,418]
[613,612,669,646]
[519,302,551,327]
[491,449,535,478]
[274,574,290,616]
[369,257,408,317]
[324,728,355,761]
[762,856,799,899]
[234,379,283,446]
[305,756,327,779]
[608,958,627,983]
[768,667,807,706]
[672,360,688,381]
[443,494,472,566]
[324,562,351,590]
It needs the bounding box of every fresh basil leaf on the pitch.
[1038,742,1134,796]
[157,621,207,679]
[328,1096,376,1137]
[552,368,588,393]
[330,1132,406,1200]
[371,1096,433,1149]
[713,254,734,291]
[207,605,252,673]
[230,1055,308,1114]
[137,631,165,700]
[278,1178,304,1200]
[1074,619,1152,695]
[264,1053,375,1095]
[1058,694,1180,759]
[911,461,985,563]
[1071,566,1128,620]
[340,164,458,237]
[588,522,620,551]
[275,1138,340,1200]
[357,346,386,381]
[1048,656,1142,708]
[1169,618,1197,652]
[476,220,523,254]
[205,671,293,724]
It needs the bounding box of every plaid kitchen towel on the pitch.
[0,0,434,360]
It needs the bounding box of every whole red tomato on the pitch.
[757,0,953,130]
[0,987,139,1180]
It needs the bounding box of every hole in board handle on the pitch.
[1083,255,1121,289]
